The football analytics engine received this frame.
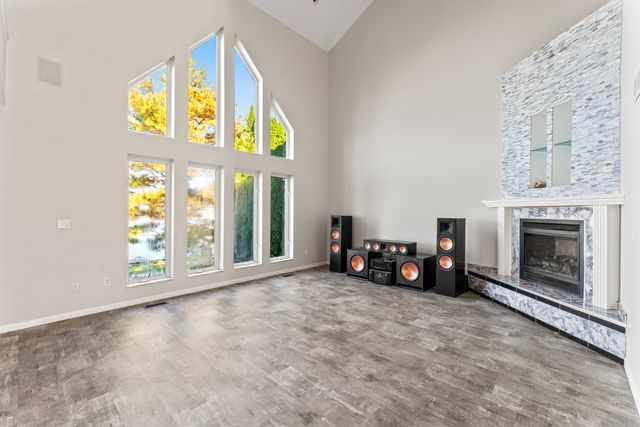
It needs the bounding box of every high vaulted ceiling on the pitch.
[247,0,373,52]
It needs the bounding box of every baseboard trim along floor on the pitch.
[0,261,328,335]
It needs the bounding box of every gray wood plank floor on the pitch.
[1,267,638,426]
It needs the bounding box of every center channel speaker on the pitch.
[363,239,417,255]
[329,215,352,273]
[435,218,467,297]
[347,248,383,279]
[396,254,436,292]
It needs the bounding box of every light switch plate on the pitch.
[57,219,71,230]
[635,69,640,103]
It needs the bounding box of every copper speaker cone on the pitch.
[373,243,380,251]
[399,245,407,254]
[364,242,371,250]
[389,244,397,253]
[401,262,420,282]
[438,255,454,271]
[439,236,454,252]
[350,255,366,272]
[331,243,340,253]
[331,229,340,240]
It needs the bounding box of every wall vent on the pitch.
[36,57,63,87]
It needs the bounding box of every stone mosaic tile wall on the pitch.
[501,0,622,198]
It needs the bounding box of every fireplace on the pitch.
[519,219,584,296]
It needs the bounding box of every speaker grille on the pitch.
[438,255,454,271]
[350,255,366,272]
[331,229,340,240]
[401,262,420,281]
[331,243,340,254]
[439,237,454,252]
[37,57,63,87]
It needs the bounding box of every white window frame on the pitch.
[186,163,223,277]
[127,155,173,287]
[234,169,262,269]
[270,97,294,160]
[127,58,175,138]
[188,28,224,147]
[270,174,293,263]
[234,38,263,154]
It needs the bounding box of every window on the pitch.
[128,158,171,283]
[187,165,220,274]
[189,33,220,145]
[234,41,262,153]
[234,171,260,266]
[128,59,174,137]
[270,175,292,261]
[270,99,293,159]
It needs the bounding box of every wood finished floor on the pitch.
[0,267,638,426]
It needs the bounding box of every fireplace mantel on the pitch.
[482,193,625,208]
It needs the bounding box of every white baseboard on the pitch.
[0,262,328,335]
[626,363,640,416]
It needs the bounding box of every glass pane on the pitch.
[234,49,257,153]
[552,101,572,187]
[270,108,287,158]
[189,36,217,145]
[128,161,167,281]
[234,172,255,263]
[270,176,287,258]
[530,110,547,189]
[187,167,216,272]
[128,64,167,136]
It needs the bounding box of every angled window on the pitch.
[270,99,293,159]
[270,175,292,261]
[128,158,172,284]
[234,171,260,266]
[128,59,174,137]
[187,165,221,274]
[234,41,262,153]
[189,32,221,145]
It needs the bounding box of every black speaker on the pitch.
[396,254,436,291]
[347,248,382,279]
[435,218,467,297]
[330,216,352,273]
[363,239,417,255]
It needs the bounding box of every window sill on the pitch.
[270,257,293,264]
[127,276,172,288]
[234,261,261,270]
[187,268,223,278]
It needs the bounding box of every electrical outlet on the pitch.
[72,283,80,292]
[57,219,71,230]
[104,277,112,287]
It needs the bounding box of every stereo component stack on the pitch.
[369,257,396,286]
[329,215,352,273]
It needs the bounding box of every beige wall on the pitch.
[620,0,640,408]
[328,0,608,266]
[0,0,329,328]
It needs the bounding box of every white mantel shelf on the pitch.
[482,193,625,208]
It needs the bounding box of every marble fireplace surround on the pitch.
[483,194,623,310]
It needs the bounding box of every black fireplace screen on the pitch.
[519,219,584,296]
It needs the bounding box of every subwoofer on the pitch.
[396,254,436,291]
[329,215,352,273]
[435,218,467,297]
[363,239,417,255]
[347,248,382,279]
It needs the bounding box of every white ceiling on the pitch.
[247,0,373,52]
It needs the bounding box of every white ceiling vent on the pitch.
[36,57,63,88]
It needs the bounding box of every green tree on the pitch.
[270,114,287,157]
[235,105,256,152]
[270,176,286,258]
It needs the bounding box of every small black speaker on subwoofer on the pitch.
[347,248,382,279]
[396,254,436,291]
[435,218,467,297]
[329,215,352,273]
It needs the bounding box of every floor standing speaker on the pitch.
[396,254,436,292]
[347,248,383,279]
[435,218,467,297]
[329,216,352,273]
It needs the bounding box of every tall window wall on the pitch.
[125,32,294,286]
